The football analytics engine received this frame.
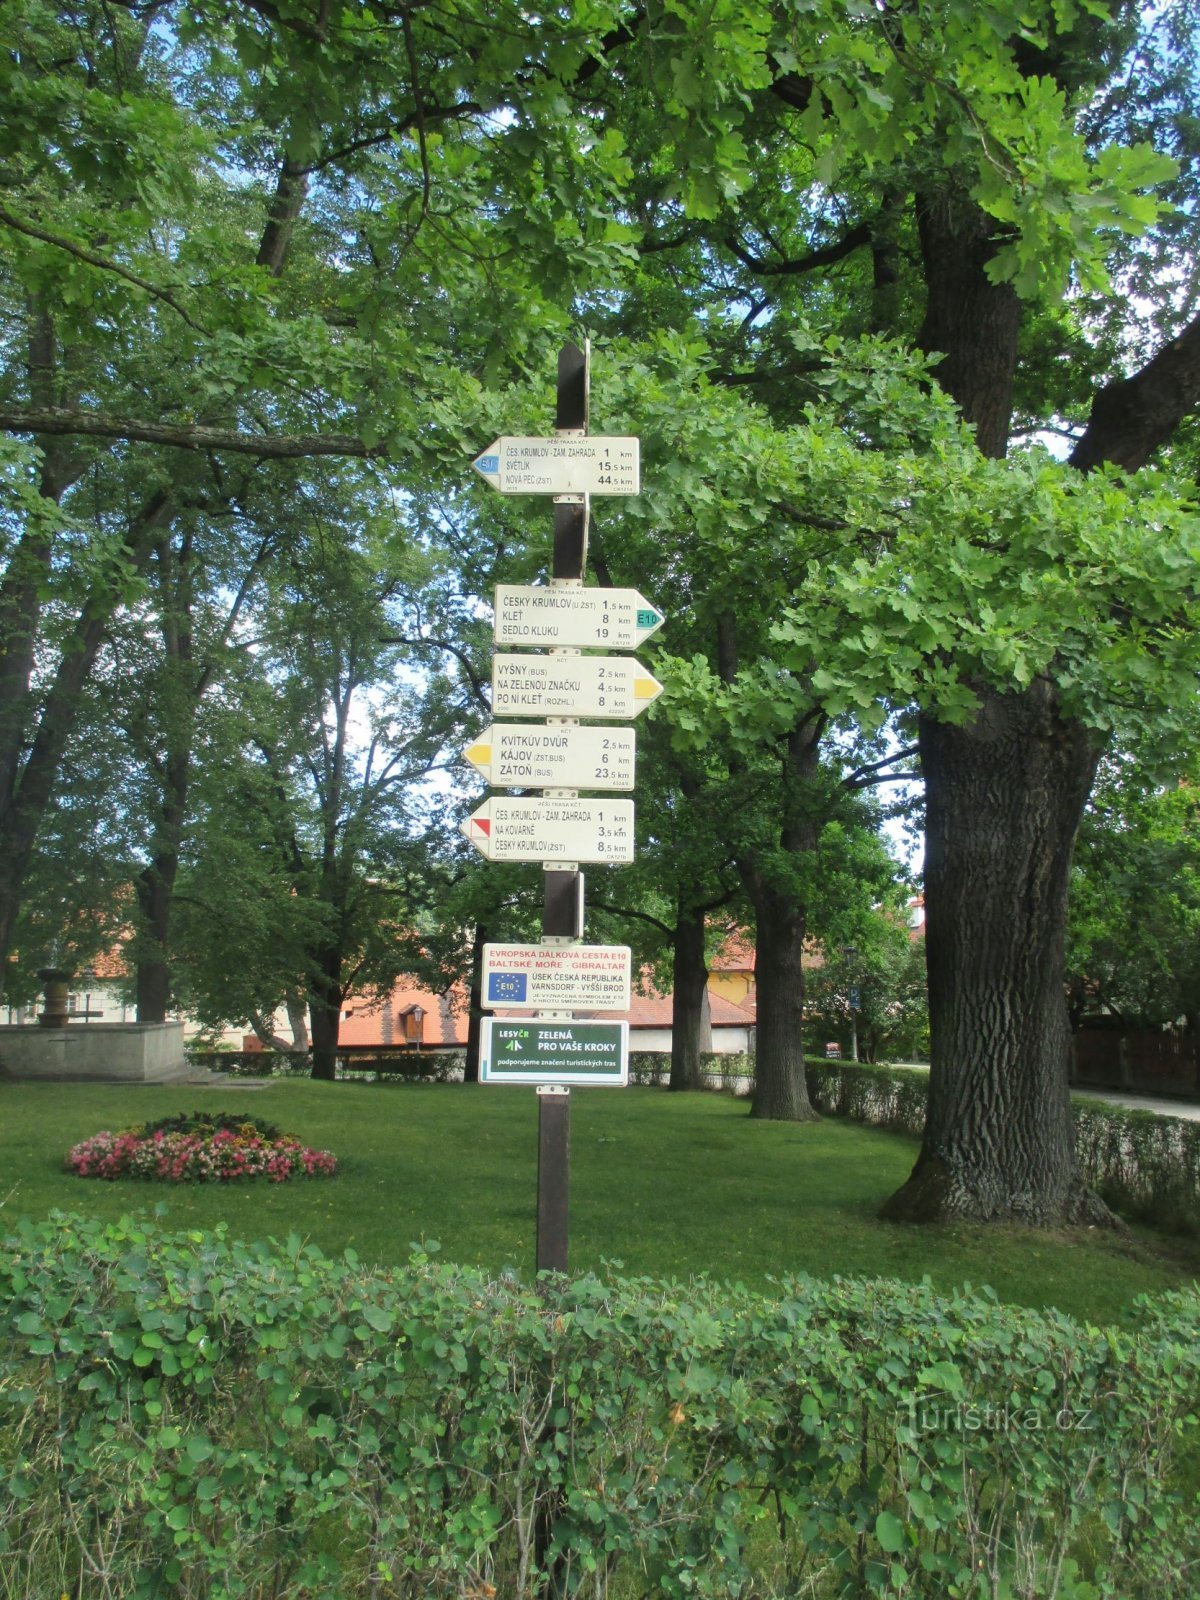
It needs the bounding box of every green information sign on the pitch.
[480,1019,629,1085]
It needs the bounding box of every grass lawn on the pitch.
[2,1078,1197,1325]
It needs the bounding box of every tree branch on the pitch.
[0,406,385,458]
[297,99,482,176]
[0,206,209,334]
[840,744,921,791]
[1070,311,1200,474]
[381,633,491,712]
[771,71,815,113]
[724,220,872,278]
[583,899,674,938]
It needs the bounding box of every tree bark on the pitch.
[308,961,342,1082]
[1070,311,1200,473]
[883,681,1111,1224]
[882,176,1107,1224]
[247,1008,304,1053]
[914,191,1021,460]
[746,874,818,1121]
[0,406,384,459]
[136,530,192,1022]
[257,157,309,277]
[915,192,1017,464]
[286,993,310,1050]
[669,898,710,1091]
[135,851,179,1023]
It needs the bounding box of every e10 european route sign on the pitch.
[481,942,631,1011]
[493,585,663,649]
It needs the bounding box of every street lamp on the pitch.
[841,946,859,1063]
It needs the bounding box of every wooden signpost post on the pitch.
[463,340,658,1274]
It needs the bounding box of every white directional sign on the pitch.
[494,585,664,650]
[472,437,639,496]
[463,724,635,790]
[461,798,635,863]
[492,655,662,720]
[482,943,631,1011]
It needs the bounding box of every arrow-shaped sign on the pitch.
[494,585,663,650]
[472,436,639,496]
[492,655,662,720]
[461,798,635,863]
[463,724,636,790]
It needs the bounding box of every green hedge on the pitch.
[627,1051,755,1087]
[2,1214,1198,1598]
[807,1061,1200,1234]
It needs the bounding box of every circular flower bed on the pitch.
[65,1109,337,1184]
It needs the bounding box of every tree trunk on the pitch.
[914,192,1021,460]
[309,994,340,1082]
[134,851,178,1023]
[669,899,710,1091]
[882,681,1112,1224]
[135,735,189,1023]
[286,993,310,1050]
[308,953,342,1081]
[746,876,818,1121]
[247,1008,303,1053]
[899,179,1114,1225]
[0,492,170,1001]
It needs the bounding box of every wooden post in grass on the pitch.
[465,342,655,1280]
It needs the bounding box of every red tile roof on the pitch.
[339,984,469,1047]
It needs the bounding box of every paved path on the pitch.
[1072,1088,1200,1122]
[892,1063,1200,1122]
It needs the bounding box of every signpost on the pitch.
[461,798,635,863]
[481,1020,629,1085]
[463,724,636,790]
[482,942,631,1011]
[494,585,663,649]
[466,341,658,1278]
[491,655,662,720]
[472,436,639,496]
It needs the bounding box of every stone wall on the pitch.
[0,1022,187,1082]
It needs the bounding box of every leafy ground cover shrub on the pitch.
[65,1110,337,1184]
[132,1109,284,1140]
[1,1213,1197,1599]
[807,1061,1200,1233]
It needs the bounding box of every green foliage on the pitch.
[1,1214,1197,1597]
[769,445,1200,744]
[1067,759,1200,1026]
[1072,1101,1200,1237]
[803,923,930,1064]
[128,1110,283,1142]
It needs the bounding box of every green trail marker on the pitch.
[480,1020,629,1085]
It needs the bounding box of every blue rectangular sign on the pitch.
[487,971,528,1004]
